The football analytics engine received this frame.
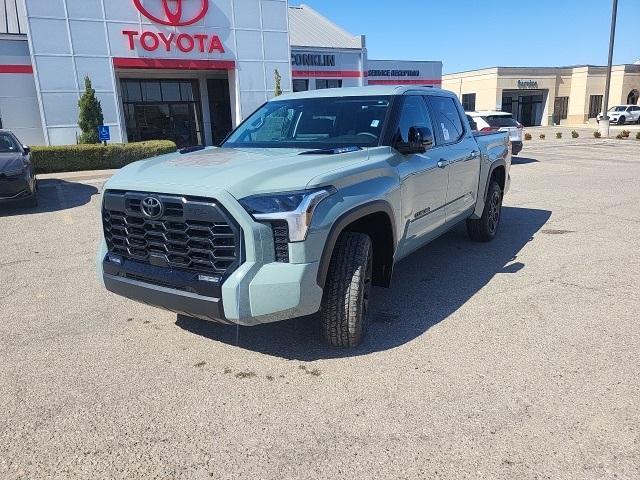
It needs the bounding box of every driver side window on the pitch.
[397,96,433,144]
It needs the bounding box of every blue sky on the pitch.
[290,0,638,73]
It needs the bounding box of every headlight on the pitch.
[239,187,336,242]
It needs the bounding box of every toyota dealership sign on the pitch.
[124,0,225,54]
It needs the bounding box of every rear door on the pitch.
[427,95,481,220]
[396,95,449,258]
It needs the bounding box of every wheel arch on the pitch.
[317,200,397,289]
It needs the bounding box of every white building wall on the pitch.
[23,0,291,145]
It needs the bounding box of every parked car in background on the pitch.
[97,87,511,348]
[0,130,37,208]
[597,105,640,125]
[467,111,523,155]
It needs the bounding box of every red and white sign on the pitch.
[122,0,226,56]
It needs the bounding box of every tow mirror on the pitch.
[396,126,434,155]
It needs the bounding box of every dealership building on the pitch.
[0,0,441,147]
[443,64,640,127]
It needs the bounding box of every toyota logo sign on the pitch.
[140,197,164,219]
[133,0,209,26]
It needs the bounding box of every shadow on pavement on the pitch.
[177,206,552,360]
[512,157,539,165]
[0,179,99,217]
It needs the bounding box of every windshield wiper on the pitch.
[299,146,362,155]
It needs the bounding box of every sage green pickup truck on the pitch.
[97,86,511,347]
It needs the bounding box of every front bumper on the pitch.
[96,187,325,326]
[0,171,34,202]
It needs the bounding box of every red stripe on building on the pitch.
[367,79,442,86]
[292,70,362,78]
[0,65,34,74]
[113,58,236,70]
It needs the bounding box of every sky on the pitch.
[290,0,638,73]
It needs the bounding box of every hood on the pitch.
[106,147,370,198]
[0,153,25,174]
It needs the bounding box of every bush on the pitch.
[571,130,579,138]
[593,131,602,138]
[539,133,546,140]
[636,131,640,140]
[616,133,624,140]
[621,129,630,138]
[524,133,532,141]
[31,140,177,174]
[78,77,104,144]
[556,132,562,139]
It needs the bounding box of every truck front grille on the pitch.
[102,191,242,277]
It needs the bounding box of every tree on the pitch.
[78,76,104,144]
[274,69,283,97]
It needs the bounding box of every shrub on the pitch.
[539,133,546,140]
[78,76,104,144]
[636,131,640,140]
[593,131,602,138]
[571,130,579,138]
[621,129,630,138]
[274,69,283,97]
[31,140,177,174]
[615,133,624,140]
[524,133,532,141]
[556,132,562,139]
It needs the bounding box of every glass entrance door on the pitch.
[121,79,203,148]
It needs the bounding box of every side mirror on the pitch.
[396,126,434,155]
[22,145,30,154]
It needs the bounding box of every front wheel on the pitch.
[618,116,625,125]
[320,232,373,348]
[467,180,503,242]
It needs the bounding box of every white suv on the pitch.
[467,111,523,155]
[598,105,640,125]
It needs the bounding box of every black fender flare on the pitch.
[482,158,507,202]
[316,200,397,288]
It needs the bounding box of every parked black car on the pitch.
[0,130,37,207]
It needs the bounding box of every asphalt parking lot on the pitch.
[1,140,639,479]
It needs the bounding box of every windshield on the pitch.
[0,133,20,153]
[223,96,391,149]
[609,106,626,112]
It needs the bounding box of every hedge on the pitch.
[31,140,177,174]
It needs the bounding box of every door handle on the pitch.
[437,159,449,168]
[466,150,480,161]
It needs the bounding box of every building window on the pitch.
[121,79,203,148]
[554,96,569,122]
[461,93,476,112]
[292,79,309,92]
[588,95,603,119]
[316,79,342,90]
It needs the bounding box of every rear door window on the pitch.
[482,115,519,128]
[427,96,465,144]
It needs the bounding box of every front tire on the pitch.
[467,180,503,242]
[321,232,373,348]
[618,116,625,125]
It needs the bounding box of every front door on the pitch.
[396,95,449,259]
[427,95,480,220]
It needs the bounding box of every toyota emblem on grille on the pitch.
[140,197,164,219]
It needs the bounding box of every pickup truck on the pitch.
[97,86,511,347]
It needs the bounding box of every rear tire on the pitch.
[467,180,503,242]
[320,232,373,348]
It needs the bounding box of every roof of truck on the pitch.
[273,86,454,101]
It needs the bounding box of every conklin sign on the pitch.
[122,0,225,54]
[291,53,336,67]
